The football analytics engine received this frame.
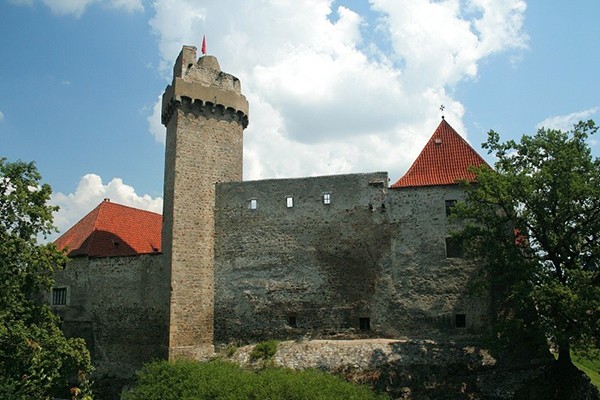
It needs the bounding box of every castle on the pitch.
[52,45,491,380]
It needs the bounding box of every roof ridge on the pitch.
[100,199,162,216]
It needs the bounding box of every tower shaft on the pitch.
[161,46,248,359]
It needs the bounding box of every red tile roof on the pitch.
[391,118,490,188]
[54,200,162,258]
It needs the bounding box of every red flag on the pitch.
[201,35,206,55]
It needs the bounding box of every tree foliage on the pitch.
[455,121,600,369]
[122,359,387,400]
[0,158,93,399]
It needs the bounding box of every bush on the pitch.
[121,360,387,400]
[250,340,278,360]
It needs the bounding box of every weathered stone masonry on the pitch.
[215,172,392,341]
[215,174,490,344]
[51,254,168,378]
[161,46,249,359]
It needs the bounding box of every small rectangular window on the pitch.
[446,237,464,258]
[286,196,293,208]
[455,314,466,328]
[249,198,257,210]
[445,199,457,217]
[287,315,297,327]
[359,317,370,331]
[52,288,67,306]
[323,192,331,205]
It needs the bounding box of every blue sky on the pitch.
[1,0,598,238]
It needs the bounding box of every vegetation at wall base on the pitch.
[250,339,278,361]
[121,359,388,400]
[0,158,93,399]
[454,120,600,398]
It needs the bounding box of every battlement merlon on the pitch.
[161,46,249,127]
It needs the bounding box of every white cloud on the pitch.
[50,174,162,240]
[148,0,528,182]
[41,0,94,16]
[108,0,143,12]
[148,95,166,143]
[16,0,145,17]
[0,111,4,122]
[536,107,599,132]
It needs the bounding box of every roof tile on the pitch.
[54,200,162,257]
[391,119,489,188]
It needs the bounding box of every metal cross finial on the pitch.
[440,104,445,119]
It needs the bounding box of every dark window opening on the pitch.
[287,315,297,328]
[52,288,67,306]
[445,199,457,217]
[455,314,466,328]
[446,237,464,258]
[359,317,371,331]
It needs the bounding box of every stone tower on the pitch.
[161,45,249,359]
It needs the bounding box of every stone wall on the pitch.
[51,254,168,379]
[215,172,390,342]
[215,177,490,342]
[378,185,491,336]
[228,339,558,400]
[214,173,491,344]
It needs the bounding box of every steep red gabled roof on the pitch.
[391,118,490,188]
[54,200,162,258]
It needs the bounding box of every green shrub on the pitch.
[121,360,388,400]
[250,340,278,360]
[224,344,237,357]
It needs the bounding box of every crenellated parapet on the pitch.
[161,46,249,128]
[162,95,249,128]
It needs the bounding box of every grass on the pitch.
[572,353,600,388]
[553,351,600,388]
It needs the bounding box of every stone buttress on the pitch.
[161,45,248,359]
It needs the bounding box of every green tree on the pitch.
[0,158,93,399]
[455,121,600,371]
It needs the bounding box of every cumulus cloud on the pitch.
[148,0,528,182]
[148,95,166,143]
[536,107,599,132]
[50,174,162,240]
[12,0,144,17]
